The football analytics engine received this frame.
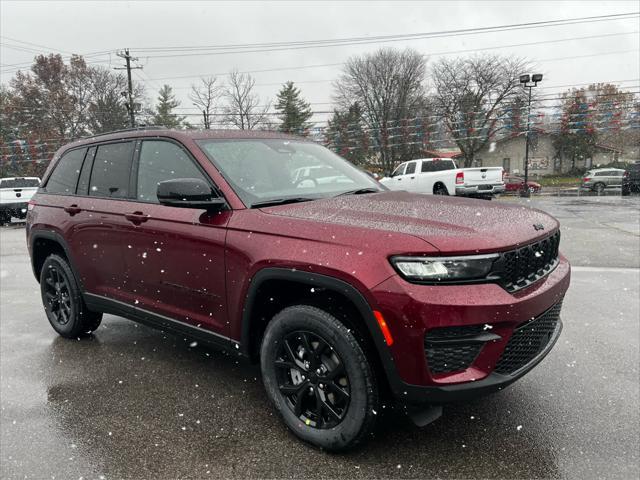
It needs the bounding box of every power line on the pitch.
[129,12,639,58]
[142,32,639,83]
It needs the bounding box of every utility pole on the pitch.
[115,49,142,128]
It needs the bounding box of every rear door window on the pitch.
[89,142,135,198]
[45,148,87,195]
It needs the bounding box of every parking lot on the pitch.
[1,196,638,479]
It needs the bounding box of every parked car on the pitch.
[581,168,625,193]
[27,128,570,451]
[0,176,41,224]
[380,158,504,199]
[504,175,542,194]
[622,161,640,196]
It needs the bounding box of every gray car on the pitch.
[581,168,625,193]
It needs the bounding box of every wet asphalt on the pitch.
[1,196,639,479]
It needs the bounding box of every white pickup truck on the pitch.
[0,177,41,224]
[380,158,504,199]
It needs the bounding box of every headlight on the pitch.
[390,254,498,282]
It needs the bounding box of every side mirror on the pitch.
[157,178,225,211]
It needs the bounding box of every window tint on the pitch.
[405,162,416,175]
[45,148,86,194]
[89,142,134,198]
[136,140,206,203]
[422,159,456,172]
[77,147,95,195]
[612,171,623,177]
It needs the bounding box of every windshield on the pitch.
[197,139,382,207]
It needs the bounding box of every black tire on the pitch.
[260,305,378,452]
[433,184,449,195]
[593,182,605,194]
[40,254,102,338]
[0,212,10,225]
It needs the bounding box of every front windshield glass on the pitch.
[197,139,382,207]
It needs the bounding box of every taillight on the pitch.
[27,200,36,211]
[583,177,590,183]
[455,171,464,184]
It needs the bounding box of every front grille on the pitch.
[496,231,560,292]
[494,301,562,375]
[424,325,486,374]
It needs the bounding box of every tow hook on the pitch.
[407,405,443,427]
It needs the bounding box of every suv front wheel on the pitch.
[260,305,378,451]
[40,254,102,338]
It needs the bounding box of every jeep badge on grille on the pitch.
[533,223,545,231]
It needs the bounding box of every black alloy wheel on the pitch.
[40,254,102,338]
[275,330,350,429]
[43,264,73,326]
[261,305,378,451]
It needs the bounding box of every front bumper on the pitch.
[369,256,570,404]
[456,184,505,196]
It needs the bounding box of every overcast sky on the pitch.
[1,0,638,126]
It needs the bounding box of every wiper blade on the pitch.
[335,188,379,197]
[251,197,315,208]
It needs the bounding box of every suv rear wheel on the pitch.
[260,305,378,451]
[593,182,606,193]
[40,254,102,338]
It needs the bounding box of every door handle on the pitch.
[125,211,149,224]
[64,204,81,216]
[410,176,415,179]
[397,178,402,181]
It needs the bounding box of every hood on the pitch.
[261,191,558,254]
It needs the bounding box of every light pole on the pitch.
[519,73,543,198]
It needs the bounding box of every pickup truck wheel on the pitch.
[433,184,449,195]
[260,305,378,451]
[40,254,102,338]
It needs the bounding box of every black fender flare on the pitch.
[240,267,404,395]
[29,230,83,289]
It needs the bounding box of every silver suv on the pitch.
[581,168,625,193]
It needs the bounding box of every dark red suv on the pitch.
[26,128,570,451]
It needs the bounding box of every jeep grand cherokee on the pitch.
[26,128,570,451]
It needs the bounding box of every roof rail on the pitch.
[81,125,166,140]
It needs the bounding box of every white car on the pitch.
[0,177,40,224]
[380,158,504,198]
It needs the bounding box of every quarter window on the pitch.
[89,142,134,198]
[45,148,87,195]
[136,140,207,203]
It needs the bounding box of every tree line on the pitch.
[1,48,638,178]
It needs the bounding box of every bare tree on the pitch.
[222,70,270,130]
[333,48,427,174]
[431,55,529,167]
[189,76,221,129]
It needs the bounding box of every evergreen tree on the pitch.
[325,103,367,166]
[151,85,184,128]
[275,81,312,134]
